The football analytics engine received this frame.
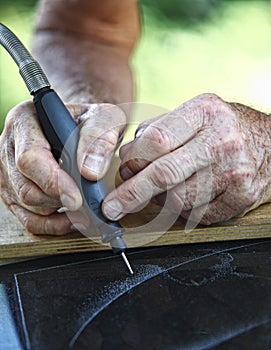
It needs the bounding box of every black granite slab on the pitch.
[1,239,271,350]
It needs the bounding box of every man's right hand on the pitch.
[0,101,126,235]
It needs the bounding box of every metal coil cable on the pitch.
[0,23,50,94]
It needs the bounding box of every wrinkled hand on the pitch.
[102,93,271,225]
[0,101,126,234]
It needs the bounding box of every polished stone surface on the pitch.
[1,239,271,349]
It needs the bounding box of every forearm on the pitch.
[32,0,139,104]
[32,33,135,104]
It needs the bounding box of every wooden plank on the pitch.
[1,198,271,259]
[1,157,271,259]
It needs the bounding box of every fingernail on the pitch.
[70,223,87,232]
[60,194,77,211]
[83,154,105,175]
[57,207,68,213]
[103,199,123,220]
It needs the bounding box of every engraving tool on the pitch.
[0,23,133,275]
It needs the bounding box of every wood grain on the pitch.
[1,198,271,259]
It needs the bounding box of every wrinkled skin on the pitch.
[1,93,271,235]
[2,0,271,234]
[102,93,271,225]
[0,101,126,235]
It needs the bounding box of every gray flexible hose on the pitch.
[0,23,50,94]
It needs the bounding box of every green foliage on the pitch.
[141,0,225,26]
[0,0,37,8]
[0,1,38,131]
[1,0,271,134]
[133,0,271,113]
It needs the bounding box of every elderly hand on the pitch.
[102,93,271,225]
[0,101,126,235]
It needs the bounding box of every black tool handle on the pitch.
[33,88,126,251]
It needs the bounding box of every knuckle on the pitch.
[16,148,33,173]
[23,216,36,234]
[0,143,6,166]
[117,179,152,208]
[99,128,120,148]
[0,189,14,207]
[183,196,195,211]
[231,168,253,188]
[141,124,173,151]
[17,182,35,205]
[4,110,16,130]
[25,219,52,235]
[225,130,245,151]
[37,208,55,216]
[194,93,226,112]
[119,185,143,205]
[6,101,34,127]
[5,106,21,128]
[166,190,185,214]
[82,126,119,151]
[191,93,231,123]
[123,158,149,176]
[150,159,181,190]
[17,151,59,198]
[168,188,194,212]
[100,103,126,124]
[238,184,258,207]
[121,190,138,207]
[82,103,126,132]
[208,130,245,160]
[193,210,215,226]
[195,93,223,104]
[200,215,212,225]
[182,93,224,116]
[24,216,48,235]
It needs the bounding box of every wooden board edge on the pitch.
[1,223,271,259]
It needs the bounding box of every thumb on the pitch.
[77,104,126,180]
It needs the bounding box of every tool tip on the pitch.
[121,252,134,275]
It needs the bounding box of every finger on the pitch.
[119,102,206,177]
[12,104,82,210]
[102,137,211,221]
[119,126,179,181]
[161,166,227,213]
[180,196,240,225]
[9,165,61,210]
[65,103,89,120]
[10,204,84,236]
[77,104,126,180]
[119,94,230,178]
[119,121,179,177]
[1,111,61,213]
[119,156,150,180]
[181,188,255,225]
[15,146,82,211]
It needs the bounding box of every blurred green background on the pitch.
[1,0,271,133]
